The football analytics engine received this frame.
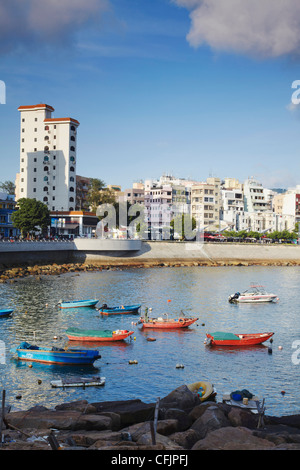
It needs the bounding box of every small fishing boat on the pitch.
[58,299,99,309]
[138,315,198,329]
[98,304,141,315]
[11,342,101,365]
[187,381,216,402]
[50,376,105,388]
[0,309,13,318]
[65,327,134,342]
[228,285,278,303]
[205,331,274,347]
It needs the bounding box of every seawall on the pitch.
[1,239,300,269]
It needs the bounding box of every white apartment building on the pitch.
[221,187,244,230]
[243,178,269,212]
[144,179,173,233]
[15,103,79,211]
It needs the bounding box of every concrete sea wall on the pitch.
[79,241,300,265]
[1,239,300,269]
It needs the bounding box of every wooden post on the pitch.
[150,397,160,445]
[47,430,62,450]
[0,390,5,446]
[256,398,266,429]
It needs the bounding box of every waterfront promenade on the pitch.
[0,239,300,269]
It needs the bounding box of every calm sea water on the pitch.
[0,266,299,416]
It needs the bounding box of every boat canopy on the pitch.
[66,327,113,338]
[209,332,241,341]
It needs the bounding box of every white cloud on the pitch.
[173,0,300,58]
[0,0,110,52]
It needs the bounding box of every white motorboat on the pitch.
[228,285,279,303]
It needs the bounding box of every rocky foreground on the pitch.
[1,385,300,451]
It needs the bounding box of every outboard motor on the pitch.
[228,292,240,303]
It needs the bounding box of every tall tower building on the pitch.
[15,104,80,211]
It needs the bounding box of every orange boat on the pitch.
[138,316,198,329]
[65,328,134,342]
[206,331,274,346]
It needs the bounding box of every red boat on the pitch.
[65,328,134,342]
[206,331,274,346]
[138,316,198,329]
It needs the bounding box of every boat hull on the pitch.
[66,328,134,342]
[51,377,105,388]
[59,299,99,309]
[233,295,278,303]
[0,309,13,317]
[206,332,274,347]
[99,304,141,315]
[140,317,198,329]
[15,348,101,365]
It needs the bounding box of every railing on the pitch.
[0,238,74,243]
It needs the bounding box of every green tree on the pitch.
[170,214,196,240]
[11,198,50,237]
[87,178,116,212]
[0,180,15,195]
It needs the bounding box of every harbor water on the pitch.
[0,265,299,416]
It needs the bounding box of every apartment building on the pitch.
[0,192,19,238]
[243,178,269,212]
[221,187,244,230]
[124,182,145,205]
[191,177,221,230]
[281,187,300,224]
[144,179,173,231]
[15,103,79,211]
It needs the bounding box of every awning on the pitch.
[58,224,79,229]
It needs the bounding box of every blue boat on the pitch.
[58,299,99,309]
[98,304,141,315]
[0,309,13,318]
[11,342,101,365]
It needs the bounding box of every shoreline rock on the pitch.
[2,386,300,450]
[0,258,299,283]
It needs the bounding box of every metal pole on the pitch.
[0,390,6,446]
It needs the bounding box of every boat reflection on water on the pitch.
[204,343,270,355]
[66,339,133,349]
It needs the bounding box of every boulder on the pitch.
[55,400,97,414]
[169,429,201,449]
[136,431,184,449]
[5,409,113,431]
[6,410,83,431]
[192,426,276,450]
[191,405,230,439]
[265,414,300,429]
[163,408,193,431]
[159,385,199,411]
[188,401,220,422]
[59,430,124,447]
[228,406,258,429]
[75,414,113,431]
[91,399,155,427]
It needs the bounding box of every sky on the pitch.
[1,0,300,191]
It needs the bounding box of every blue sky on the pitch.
[1,0,300,190]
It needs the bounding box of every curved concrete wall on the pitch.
[1,239,300,267]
